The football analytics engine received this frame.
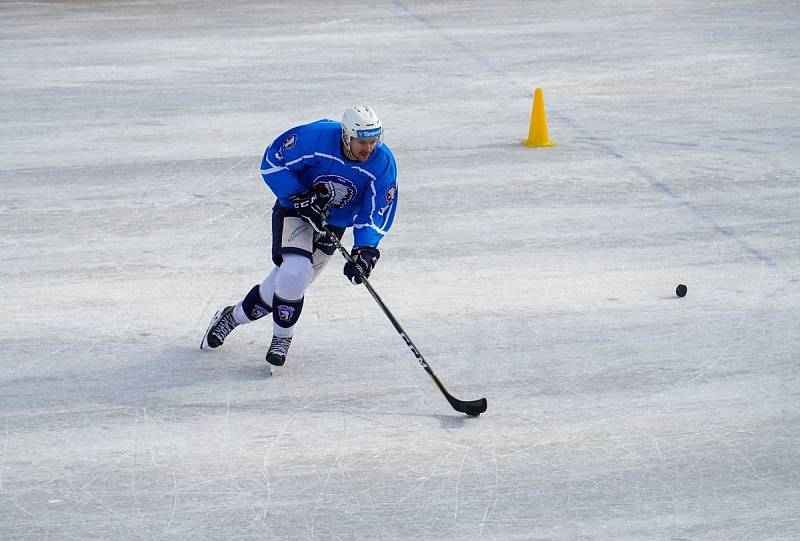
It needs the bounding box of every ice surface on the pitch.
[1,0,799,539]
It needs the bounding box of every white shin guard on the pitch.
[271,254,314,337]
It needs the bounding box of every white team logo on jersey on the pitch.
[313,175,356,208]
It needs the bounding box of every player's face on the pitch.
[350,137,379,161]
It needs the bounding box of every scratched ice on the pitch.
[1,1,799,539]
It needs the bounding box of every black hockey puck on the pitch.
[676,284,687,297]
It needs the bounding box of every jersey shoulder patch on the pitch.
[378,185,397,216]
[275,133,298,160]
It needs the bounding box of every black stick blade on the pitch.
[447,395,488,416]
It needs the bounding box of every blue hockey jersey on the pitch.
[259,119,398,248]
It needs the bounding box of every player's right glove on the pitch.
[343,246,380,285]
[289,185,331,232]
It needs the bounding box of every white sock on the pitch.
[272,323,294,338]
[232,303,250,325]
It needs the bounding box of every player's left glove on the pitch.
[343,246,380,285]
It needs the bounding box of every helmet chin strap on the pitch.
[341,138,357,161]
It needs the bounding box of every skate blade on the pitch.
[200,308,224,350]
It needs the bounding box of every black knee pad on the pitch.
[272,294,304,328]
[242,284,272,321]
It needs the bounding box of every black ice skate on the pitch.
[266,335,292,367]
[201,306,238,349]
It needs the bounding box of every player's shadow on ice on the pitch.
[172,344,274,379]
[160,346,483,427]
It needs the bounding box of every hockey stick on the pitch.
[323,225,487,416]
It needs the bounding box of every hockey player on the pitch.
[201,106,398,373]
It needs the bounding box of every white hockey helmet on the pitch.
[341,105,383,152]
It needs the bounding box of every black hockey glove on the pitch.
[343,246,380,285]
[289,185,331,231]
